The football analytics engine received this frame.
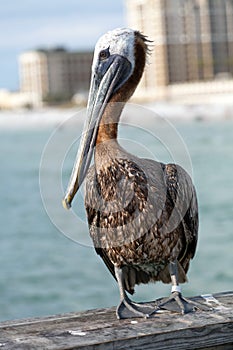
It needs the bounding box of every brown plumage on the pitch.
[86,152,198,295]
[63,28,200,318]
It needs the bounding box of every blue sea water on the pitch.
[0,109,232,322]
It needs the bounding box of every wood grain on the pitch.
[0,291,232,349]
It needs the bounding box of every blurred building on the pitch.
[19,48,93,105]
[125,0,233,101]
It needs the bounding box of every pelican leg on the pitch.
[156,261,210,314]
[114,266,153,319]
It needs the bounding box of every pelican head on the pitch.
[63,28,148,209]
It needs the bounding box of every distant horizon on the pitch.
[0,1,125,91]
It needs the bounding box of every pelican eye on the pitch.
[99,48,110,61]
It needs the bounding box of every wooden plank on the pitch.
[0,291,232,350]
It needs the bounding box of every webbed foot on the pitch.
[116,297,154,319]
[156,291,211,314]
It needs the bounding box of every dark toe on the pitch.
[116,300,152,319]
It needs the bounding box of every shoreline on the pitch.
[0,99,233,129]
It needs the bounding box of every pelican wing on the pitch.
[163,163,199,265]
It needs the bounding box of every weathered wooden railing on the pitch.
[0,291,232,349]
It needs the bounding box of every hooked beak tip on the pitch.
[62,196,72,210]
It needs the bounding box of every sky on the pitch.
[0,1,125,91]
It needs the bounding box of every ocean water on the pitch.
[0,107,232,322]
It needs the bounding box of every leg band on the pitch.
[171,285,182,293]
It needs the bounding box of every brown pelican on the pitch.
[63,28,206,319]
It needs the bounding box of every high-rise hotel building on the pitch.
[125,0,233,99]
[19,48,93,103]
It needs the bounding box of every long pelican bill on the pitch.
[62,54,132,209]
